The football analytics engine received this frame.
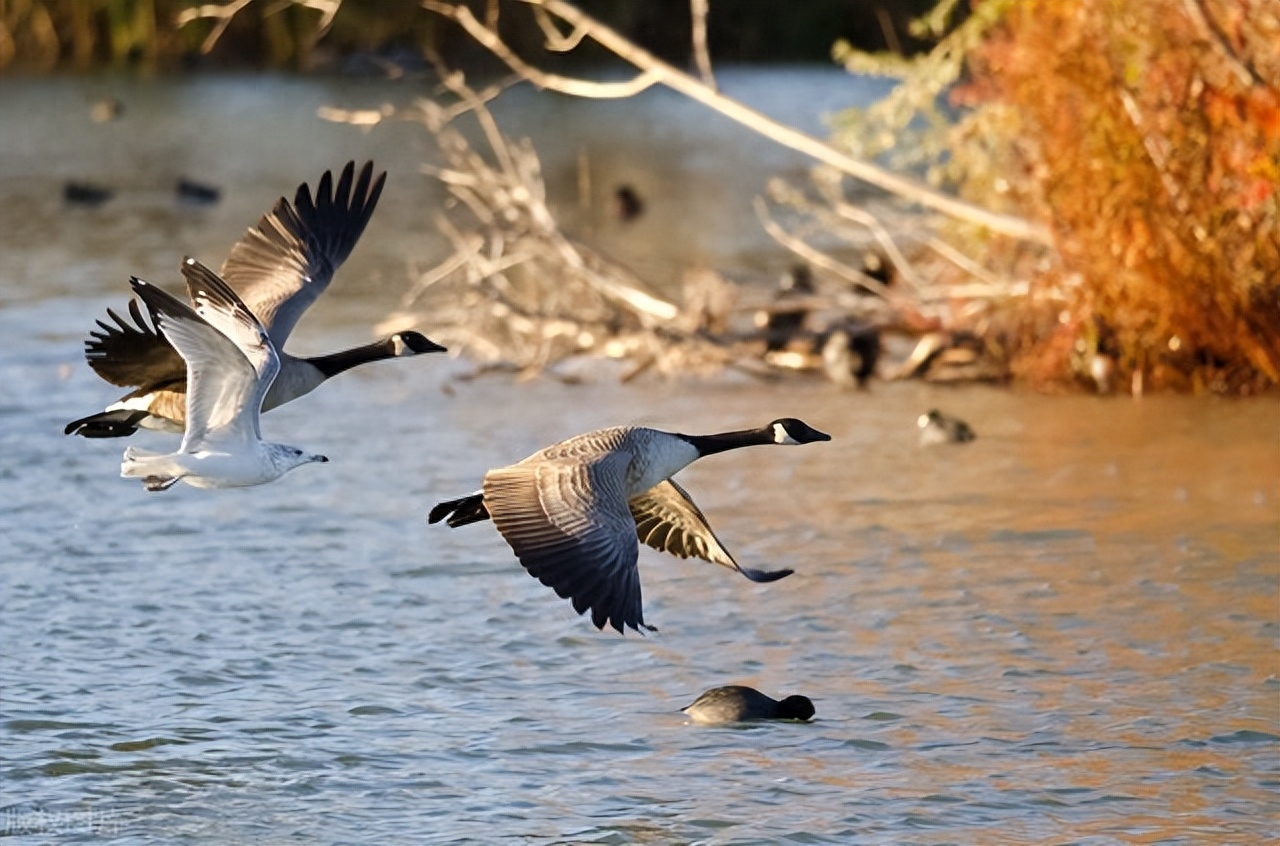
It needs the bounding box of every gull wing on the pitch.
[630,480,793,583]
[82,298,185,388]
[129,274,265,452]
[218,160,386,348]
[483,451,649,634]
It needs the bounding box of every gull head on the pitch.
[269,444,329,475]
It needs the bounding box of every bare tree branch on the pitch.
[690,0,716,90]
[1180,0,1263,87]
[753,198,893,299]
[176,0,341,53]
[422,0,1052,244]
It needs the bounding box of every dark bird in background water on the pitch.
[821,320,880,388]
[176,178,221,205]
[682,686,815,725]
[918,409,976,445]
[756,263,815,352]
[63,182,114,207]
[613,184,644,222]
[90,97,124,123]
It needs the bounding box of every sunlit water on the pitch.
[1,74,1278,844]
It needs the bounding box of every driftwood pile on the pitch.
[377,74,1017,386]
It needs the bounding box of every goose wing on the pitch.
[219,161,386,348]
[630,480,793,583]
[482,451,649,634]
[82,298,186,388]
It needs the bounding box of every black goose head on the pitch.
[777,694,816,721]
[390,331,447,357]
[768,418,831,445]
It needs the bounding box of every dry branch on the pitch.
[421,0,1052,244]
[386,72,765,379]
[176,0,341,53]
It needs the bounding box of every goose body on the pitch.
[120,259,327,491]
[428,418,830,634]
[65,161,446,439]
[682,685,815,725]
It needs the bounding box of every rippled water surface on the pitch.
[1,75,1278,844]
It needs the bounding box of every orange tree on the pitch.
[974,0,1279,392]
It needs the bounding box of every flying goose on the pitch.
[682,685,815,725]
[120,258,328,491]
[65,161,446,438]
[428,418,831,634]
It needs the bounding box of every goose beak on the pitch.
[396,332,448,355]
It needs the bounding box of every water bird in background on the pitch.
[917,409,976,445]
[120,259,328,491]
[90,97,124,123]
[63,181,114,207]
[613,184,644,222]
[682,685,815,725]
[428,418,831,634]
[755,263,815,353]
[65,161,446,438]
[176,177,221,205]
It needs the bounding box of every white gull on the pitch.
[120,258,328,491]
[65,161,446,438]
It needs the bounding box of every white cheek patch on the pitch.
[772,423,800,445]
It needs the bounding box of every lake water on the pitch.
[1,73,1278,844]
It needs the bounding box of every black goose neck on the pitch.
[305,339,393,378]
[679,427,772,457]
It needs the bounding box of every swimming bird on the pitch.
[754,263,815,353]
[176,177,221,205]
[428,418,831,634]
[63,181,114,207]
[65,161,446,438]
[682,685,815,725]
[917,409,975,445]
[120,259,328,491]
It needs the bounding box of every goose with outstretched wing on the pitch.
[66,161,445,438]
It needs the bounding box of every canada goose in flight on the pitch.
[120,259,328,491]
[917,409,975,445]
[428,418,831,634]
[682,685,815,725]
[65,161,446,438]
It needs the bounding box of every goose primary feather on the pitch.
[65,161,445,438]
[428,418,831,634]
[119,259,328,491]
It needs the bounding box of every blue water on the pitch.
[1,73,1278,844]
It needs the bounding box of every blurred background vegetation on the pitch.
[0,0,943,72]
[2,0,1275,394]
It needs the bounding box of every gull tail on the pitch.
[120,446,179,492]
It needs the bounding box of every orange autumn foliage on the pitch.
[973,0,1279,393]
